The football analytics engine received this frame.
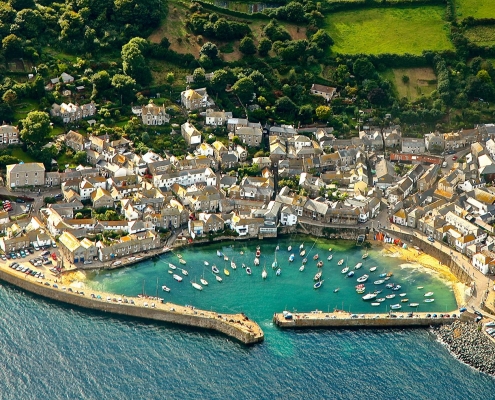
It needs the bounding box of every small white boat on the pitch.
[289,254,295,262]
[300,243,304,250]
[314,280,324,289]
[401,299,409,303]
[173,274,183,282]
[217,250,222,257]
[371,302,380,306]
[262,268,267,279]
[347,271,355,278]
[369,266,377,272]
[288,246,292,252]
[424,298,435,303]
[376,298,385,302]
[216,275,223,282]
[177,254,182,259]
[168,270,173,274]
[168,263,177,270]
[409,303,420,307]
[390,304,401,310]
[161,285,170,292]
[224,255,229,261]
[327,254,333,261]
[341,266,349,274]
[204,261,209,266]
[240,251,244,255]
[275,245,279,251]
[362,293,377,301]
[246,267,252,275]
[337,259,344,266]
[300,250,306,257]
[181,269,188,276]
[242,263,246,269]
[272,260,278,269]
[374,279,385,285]
[424,292,434,297]
[362,253,369,259]
[200,278,209,286]
[354,263,363,270]
[179,259,186,265]
[417,286,424,290]
[299,265,305,272]
[356,274,369,283]
[192,282,203,291]
[254,258,260,266]
[302,258,307,264]
[385,294,396,299]
[334,288,339,293]
[276,268,281,276]
[328,248,332,252]
[231,261,237,270]
[212,265,219,274]
[399,293,407,297]
[314,272,322,281]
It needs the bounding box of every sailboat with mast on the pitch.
[272,251,278,269]
[262,263,268,279]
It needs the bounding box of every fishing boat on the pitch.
[179,259,186,265]
[390,304,402,310]
[254,258,260,266]
[255,250,260,258]
[356,288,365,294]
[385,294,396,299]
[173,274,183,282]
[204,261,209,266]
[424,298,435,303]
[355,284,365,289]
[313,254,319,260]
[354,262,363,270]
[424,291,434,297]
[317,261,323,268]
[300,243,304,250]
[386,272,393,277]
[276,268,281,276]
[177,254,182,259]
[356,274,369,283]
[379,273,387,278]
[314,272,322,281]
[262,267,267,279]
[216,275,223,282]
[362,252,369,259]
[272,253,278,269]
[289,254,295,262]
[327,254,333,261]
[384,276,391,281]
[314,280,324,289]
[216,250,222,257]
[347,271,355,278]
[409,303,420,307]
[401,299,409,303]
[161,285,171,292]
[300,249,306,257]
[287,246,292,252]
[334,288,339,293]
[299,265,305,272]
[200,278,209,286]
[376,298,385,302]
[338,259,344,266]
[374,279,385,285]
[392,285,401,291]
[168,270,173,274]
[362,293,377,301]
[212,265,219,274]
[240,251,244,255]
[246,267,252,275]
[224,268,230,276]
[231,261,237,270]
[181,269,188,276]
[192,282,203,291]
[328,248,333,252]
[275,245,279,251]
[385,283,394,289]
[369,266,377,272]
[371,303,380,306]
[399,293,407,297]
[341,266,349,274]
[224,255,229,261]
[168,263,177,270]
[417,286,424,290]
[302,258,308,264]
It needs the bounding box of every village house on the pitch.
[91,187,114,208]
[153,167,217,189]
[97,231,161,262]
[65,130,88,152]
[138,103,170,125]
[425,132,445,152]
[0,125,19,145]
[50,102,97,123]
[181,122,202,146]
[401,138,426,154]
[374,159,396,189]
[310,84,337,102]
[417,164,439,192]
[205,109,232,126]
[181,88,209,110]
[6,162,45,189]
[58,232,98,264]
[234,126,263,147]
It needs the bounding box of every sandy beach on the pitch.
[375,241,467,307]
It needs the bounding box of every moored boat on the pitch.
[299,265,305,272]
[173,274,183,282]
[328,248,332,252]
[371,302,380,306]
[300,243,304,250]
[354,262,363,270]
[347,271,355,277]
[216,275,223,282]
[386,272,393,277]
[392,285,401,291]
[390,304,402,310]
[424,291,434,297]
[362,293,377,301]
[376,298,385,302]
[401,298,409,303]
[276,268,281,276]
[275,245,279,251]
[302,258,308,264]
[317,261,323,268]
[409,303,420,307]
[246,267,252,275]
[334,288,339,293]
[272,259,278,269]
[338,259,344,265]
[314,272,322,281]
[374,279,385,285]
[224,255,229,261]
[242,263,246,269]
[341,266,349,274]
[314,280,324,289]
[327,254,333,261]
[200,278,209,286]
[161,285,170,292]
[313,254,319,260]
[424,298,435,303]
[385,294,396,299]
[287,246,292,252]
[362,252,369,259]
[379,273,387,278]
[386,283,394,289]
[369,266,377,272]
[204,261,209,266]
[356,274,369,283]
[356,288,365,294]
[254,258,260,266]
[300,250,306,257]
[181,269,188,276]
[168,263,177,270]
[399,293,407,297]
[417,286,424,290]
[224,268,230,276]
[255,250,260,258]
[179,259,186,265]
[231,261,237,270]
[289,254,295,262]
[212,265,219,274]
[262,268,267,279]
[217,250,222,257]
[192,282,203,291]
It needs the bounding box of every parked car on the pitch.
[51,253,57,260]
[15,198,25,203]
[54,193,63,200]
[41,250,50,257]
[427,236,434,243]
[452,155,458,161]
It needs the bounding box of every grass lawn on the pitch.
[325,6,454,55]
[10,148,36,163]
[455,0,495,19]
[381,67,437,100]
[465,25,495,47]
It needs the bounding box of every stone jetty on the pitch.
[435,320,495,376]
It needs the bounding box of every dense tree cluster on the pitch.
[188,12,250,40]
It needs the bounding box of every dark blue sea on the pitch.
[0,238,494,398]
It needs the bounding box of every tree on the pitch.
[477,69,492,83]
[239,36,256,55]
[59,11,85,43]
[402,75,410,84]
[2,33,23,57]
[368,87,388,105]
[298,104,313,124]
[311,29,333,47]
[2,89,17,106]
[111,74,137,103]
[210,69,230,92]
[315,105,331,121]
[232,135,241,145]
[353,58,376,80]
[200,42,218,59]
[232,77,255,103]
[91,71,111,91]
[192,67,206,84]
[275,96,297,119]
[121,39,151,85]
[73,151,87,165]
[20,111,50,145]
[258,38,272,57]
[9,0,34,11]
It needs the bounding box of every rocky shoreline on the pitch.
[434,320,495,376]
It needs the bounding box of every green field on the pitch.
[326,6,454,55]
[381,68,437,100]
[10,148,36,163]
[455,0,495,19]
[465,25,495,47]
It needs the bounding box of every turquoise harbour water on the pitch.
[0,238,494,398]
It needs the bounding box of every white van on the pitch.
[442,161,447,168]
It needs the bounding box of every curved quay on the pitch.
[0,265,264,345]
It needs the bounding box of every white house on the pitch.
[280,205,297,226]
[205,109,232,126]
[472,252,492,275]
[153,167,217,189]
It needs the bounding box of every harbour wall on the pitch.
[0,268,264,345]
[273,313,457,329]
[280,224,368,240]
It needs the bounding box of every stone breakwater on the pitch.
[435,321,495,376]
